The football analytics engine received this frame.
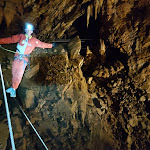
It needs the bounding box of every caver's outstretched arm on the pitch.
[0,34,21,44]
[35,39,53,49]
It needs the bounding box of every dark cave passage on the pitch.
[104,44,129,73]
[73,14,100,40]
[73,14,101,56]
[72,14,103,78]
[72,14,129,78]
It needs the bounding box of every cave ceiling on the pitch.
[0,0,150,54]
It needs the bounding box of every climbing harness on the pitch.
[14,54,30,70]
[0,45,31,70]
[13,98,49,150]
[0,64,16,150]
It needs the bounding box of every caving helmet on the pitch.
[25,23,34,31]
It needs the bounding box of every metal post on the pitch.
[0,64,16,150]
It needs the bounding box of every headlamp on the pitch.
[25,23,34,31]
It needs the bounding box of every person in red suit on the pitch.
[0,23,55,97]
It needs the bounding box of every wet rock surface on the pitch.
[0,0,150,150]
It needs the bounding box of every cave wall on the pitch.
[0,0,150,150]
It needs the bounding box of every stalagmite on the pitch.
[100,39,106,55]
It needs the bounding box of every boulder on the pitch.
[0,120,9,150]
[24,63,39,79]
[68,36,81,59]
[24,89,34,109]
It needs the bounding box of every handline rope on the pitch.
[13,98,49,150]
[0,45,20,54]
[0,64,16,150]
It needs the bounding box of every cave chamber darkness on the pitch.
[72,13,129,78]
[72,14,102,77]
[73,13,101,56]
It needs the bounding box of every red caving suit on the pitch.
[0,34,52,89]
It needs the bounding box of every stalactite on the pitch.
[100,39,106,55]
[97,1,101,14]
[94,0,104,17]
[87,0,104,28]
[87,5,90,28]
[90,3,93,17]
[4,3,15,27]
[107,0,113,20]
[94,0,98,20]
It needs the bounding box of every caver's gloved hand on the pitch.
[52,42,56,48]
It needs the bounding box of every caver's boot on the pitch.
[6,87,13,93]
[10,88,16,97]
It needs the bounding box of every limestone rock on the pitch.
[24,63,39,79]
[71,55,84,68]
[0,120,9,150]
[0,100,2,107]
[140,96,146,102]
[24,89,34,109]
[87,77,93,84]
[68,36,81,59]
[4,2,16,27]
[12,117,23,139]
[128,115,138,127]
[71,119,79,134]
[142,35,150,48]
[92,61,124,78]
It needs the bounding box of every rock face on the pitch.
[0,0,150,150]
